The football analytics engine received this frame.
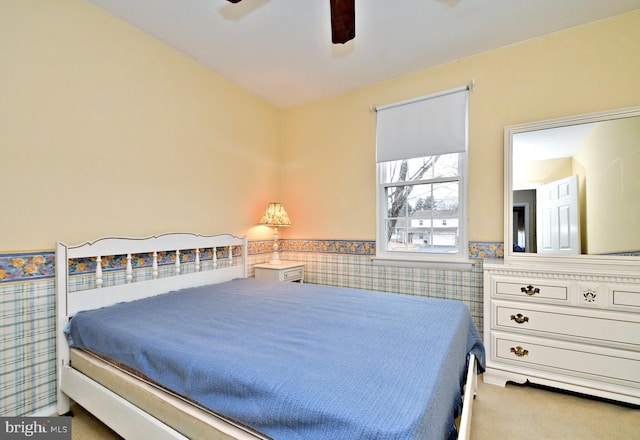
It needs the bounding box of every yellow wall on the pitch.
[3,1,639,250]
[575,117,640,254]
[1,0,282,250]
[281,10,640,242]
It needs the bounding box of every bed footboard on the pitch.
[60,359,267,440]
[458,353,478,440]
[61,365,188,439]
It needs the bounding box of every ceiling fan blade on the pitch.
[330,0,355,44]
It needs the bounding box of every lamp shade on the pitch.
[259,203,291,227]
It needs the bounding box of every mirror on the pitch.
[505,105,640,261]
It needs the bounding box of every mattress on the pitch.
[66,278,485,440]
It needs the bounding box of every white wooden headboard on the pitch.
[56,232,247,317]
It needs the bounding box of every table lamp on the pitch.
[259,202,291,264]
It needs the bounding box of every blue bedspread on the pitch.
[66,278,485,440]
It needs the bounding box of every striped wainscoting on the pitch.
[0,252,57,416]
[1,240,502,417]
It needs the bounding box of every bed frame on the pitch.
[56,232,478,439]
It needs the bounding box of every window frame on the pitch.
[374,151,470,269]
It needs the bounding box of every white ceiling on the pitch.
[86,0,640,108]
[513,123,595,160]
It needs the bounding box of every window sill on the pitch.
[371,256,474,271]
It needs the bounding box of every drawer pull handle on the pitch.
[510,313,529,324]
[510,346,529,357]
[521,285,540,296]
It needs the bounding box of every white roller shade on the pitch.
[376,87,468,163]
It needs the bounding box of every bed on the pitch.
[56,232,484,439]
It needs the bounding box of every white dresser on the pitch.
[483,260,640,405]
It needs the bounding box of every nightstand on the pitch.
[254,261,305,283]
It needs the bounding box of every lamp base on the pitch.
[269,251,282,265]
[270,229,282,264]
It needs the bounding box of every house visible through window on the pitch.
[375,87,469,263]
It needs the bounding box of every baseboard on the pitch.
[29,404,58,417]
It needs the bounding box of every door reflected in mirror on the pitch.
[507,107,640,257]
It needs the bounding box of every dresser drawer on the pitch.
[492,332,640,388]
[495,279,569,301]
[493,301,640,347]
[282,267,304,281]
[611,285,640,310]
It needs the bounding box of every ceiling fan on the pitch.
[226,0,355,44]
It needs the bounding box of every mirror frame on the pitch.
[504,105,640,269]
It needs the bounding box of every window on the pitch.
[375,87,469,265]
